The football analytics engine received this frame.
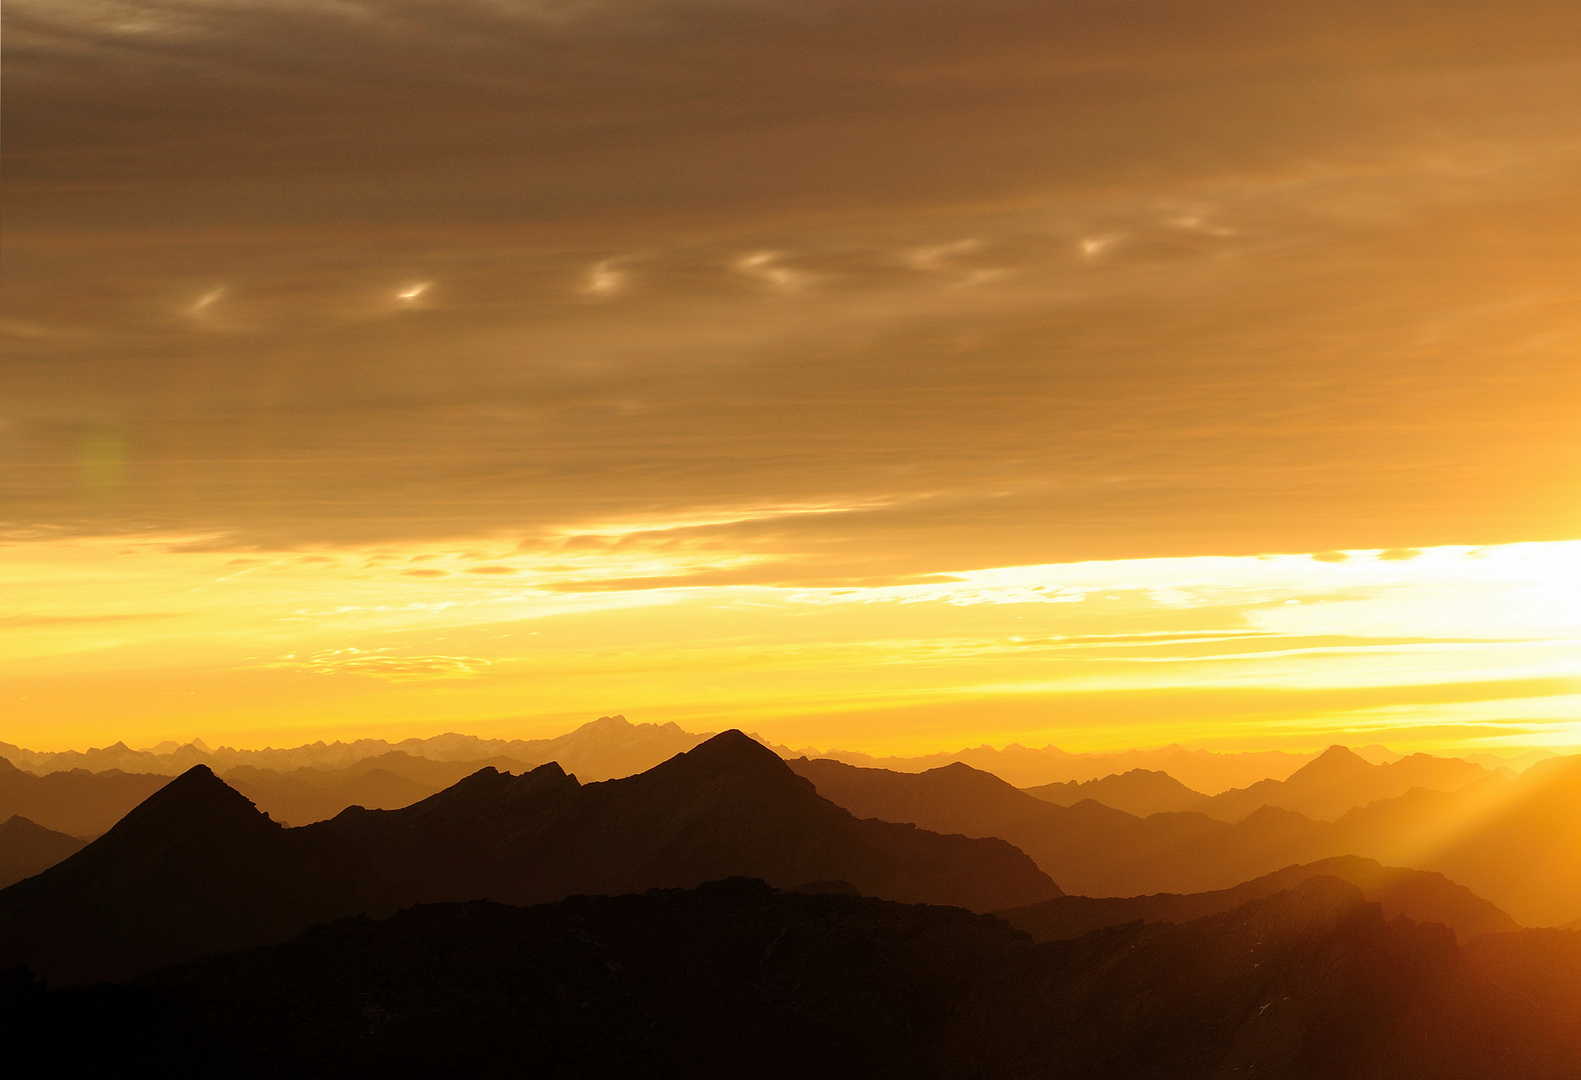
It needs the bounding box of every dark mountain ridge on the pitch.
[324,731,1060,912]
[0,732,1058,985]
[997,855,1520,945]
[13,877,1579,1079]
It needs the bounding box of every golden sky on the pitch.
[3,0,1578,754]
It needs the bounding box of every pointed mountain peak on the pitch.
[104,764,279,842]
[659,730,790,778]
[1295,745,1371,775]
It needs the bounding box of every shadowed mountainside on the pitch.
[0,732,1057,985]
[0,816,87,890]
[13,877,1580,1079]
[997,855,1520,945]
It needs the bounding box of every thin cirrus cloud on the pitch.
[2,0,1579,749]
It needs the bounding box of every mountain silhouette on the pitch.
[0,733,1057,985]
[0,765,391,986]
[0,755,168,835]
[324,730,1060,911]
[794,752,1581,926]
[1202,745,1491,822]
[16,877,1580,1078]
[789,755,1336,896]
[998,854,1520,944]
[0,816,87,890]
[1024,768,1210,816]
[793,742,1316,793]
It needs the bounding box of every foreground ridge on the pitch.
[10,877,1580,1078]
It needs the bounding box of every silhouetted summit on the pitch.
[326,730,1060,911]
[0,765,390,986]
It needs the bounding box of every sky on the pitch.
[2,0,1578,754]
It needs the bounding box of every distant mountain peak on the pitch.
[665,729,784,773]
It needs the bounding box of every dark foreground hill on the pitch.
[0,816,87,890]
[9,877,1579,1079]
[0,732,1057,985]
[998,855,1520,944]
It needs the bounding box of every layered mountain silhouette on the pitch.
[1022,746,1493,823]
[0,816,87,890]
[15,878,1580,1078]
[789,755,1335,896]
[1024,768,1211,816]
[0,755,168,835]
[792,753,1581,927]
[320,730,1058,911]
[0,732,1057,985]
[0,766,390,986]
[1324,754,1581,926]
[1200,745,1491,822]
[998,855,1519,944]
[222,751,545,825]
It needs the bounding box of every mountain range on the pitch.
[0,714,707,781]
[789,742,1319,793]
[1024,746,1494,822]
[11,877,1579,1078]
[0,731,1058,985]
[790,752,1581,926]
[5,716,1390,794]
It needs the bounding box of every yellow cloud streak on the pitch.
[1,536,1576,754]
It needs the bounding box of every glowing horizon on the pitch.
[5,533,1575,757]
